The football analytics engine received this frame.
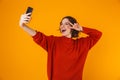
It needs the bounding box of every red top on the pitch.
[32,27,102,80]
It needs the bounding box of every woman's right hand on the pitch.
[19,13,32,28]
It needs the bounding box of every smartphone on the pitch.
[26,7,33,16]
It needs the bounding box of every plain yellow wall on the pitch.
[0,0,120,80]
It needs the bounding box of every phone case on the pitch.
[26,7,33,16]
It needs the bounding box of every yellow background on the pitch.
[0,0,120,80]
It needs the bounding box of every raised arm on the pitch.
[70,23,102,49]
[19,13,36,36]
[19,13,55,51]
[82,27,102,49]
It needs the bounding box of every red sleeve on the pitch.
[81,27,102,49]
[32,31,55,51]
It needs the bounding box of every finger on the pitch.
[26,16,31,19]
[74,23,80,28]
[69,22,74,26]
[21,14,27,19]
[22,15,31,20]
[23,18,31,21]
[69,27,75,29]
[23,20,29,24]
[74,23,79,26]
[26,13,32,16]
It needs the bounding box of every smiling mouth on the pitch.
[61,29,66,33]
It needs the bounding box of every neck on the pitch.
[65,34,72,38]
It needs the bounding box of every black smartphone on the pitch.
[26,7,33,16]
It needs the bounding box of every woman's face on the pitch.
[60,18,72,38]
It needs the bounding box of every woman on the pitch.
[19,13,102,80]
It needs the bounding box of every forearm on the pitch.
[20,24,36,36]
[82,27,102,38]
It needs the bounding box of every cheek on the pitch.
[66,28,71,33]
[67,26,71,29]
[66,26,71,29]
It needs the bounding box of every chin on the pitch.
[61,33,66,36]
[62,34,66,36]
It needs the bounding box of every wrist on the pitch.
[19,23,26,28]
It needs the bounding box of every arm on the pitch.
[32,31,55,51]
[81,27,102,49]
[19,13,36,36]
[70,23,102,49]
[19,13,54,51]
